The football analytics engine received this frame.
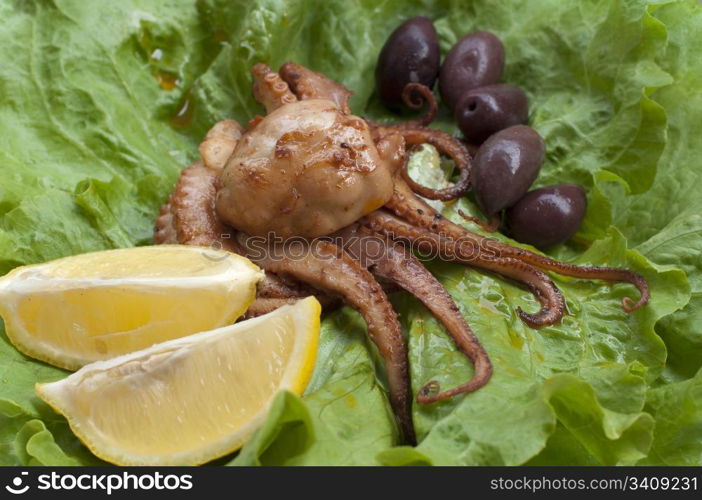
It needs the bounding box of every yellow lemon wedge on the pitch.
[36,296,321,466]
[0,245,263,370]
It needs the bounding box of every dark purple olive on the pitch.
[472,125,544,216]
[439,31,505,111]
[375,17,440,109]
[455,84,528,144]
[506,185,587,249]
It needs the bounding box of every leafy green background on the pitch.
[1,0,700,465]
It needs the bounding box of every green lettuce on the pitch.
[609,2,702,384]
[0,0,700,466]
[230,309,396,466]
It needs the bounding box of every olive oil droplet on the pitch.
[157,71,179,91]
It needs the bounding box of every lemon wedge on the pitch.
[0,245,263,370]
[36,296,321,466]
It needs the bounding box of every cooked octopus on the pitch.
[154,61,649,444]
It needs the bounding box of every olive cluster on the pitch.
[375,17,586,249]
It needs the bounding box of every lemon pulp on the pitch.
[36,296,321,466]
[0,245,263,369]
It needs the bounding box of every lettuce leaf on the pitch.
[608,1,702,383]
[640,367,702,465]
[0,0,699,466]
[230,309,396,466]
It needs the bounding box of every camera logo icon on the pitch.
[5,472,29,495]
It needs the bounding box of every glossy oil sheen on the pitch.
[455,83,528,144]
[506,184,587,249]
[472,125,544,216]
[375,16,440,108]
[439,30,505,111]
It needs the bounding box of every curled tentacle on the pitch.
[335,224,492,403]
[494,250,650,312]
[251,63,298,113]
[367,83,438,131]
[400,83,438,128]
[482,257,565,328]
[387,179,649,312]
[398,128,472,201]
[362,210,565,328]
[367,89,471,202]
[369,85,470,202]
[279,61,353,114]
[236,234,415,444]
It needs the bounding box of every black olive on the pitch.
[471,125,544,216]
[506,184,587,249]
[439,31,505,111]
[455,84,528,144]
[375,16,440,109]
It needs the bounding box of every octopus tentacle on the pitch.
[236,234,415,444]
[255,272,313,299]
[481,257,565,328]
[244,295,342,319]
[243,297,301,319]
[279,61,353,114]
[396,83,438,129]
[154,198,178,245]
[366,87,470,201]
[161,162,240,251]
[458,209,500,233]
[491,249,650,313]
[362,210,565,328]
[198,119,244,171]
[402,84,437,126]
[388,179,649,312]
[251,63,298,113]
[336,224,492,402]
[396,128,472,201]
[367,83,437,131]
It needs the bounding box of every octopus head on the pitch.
[216,99,404,238]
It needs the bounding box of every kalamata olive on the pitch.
[471,125,544,216]
[455,84,528,144]
[505,185,587,249]
[375,16,440,108]
[439,31,505,111]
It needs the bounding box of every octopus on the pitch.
[154,62,649,444]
